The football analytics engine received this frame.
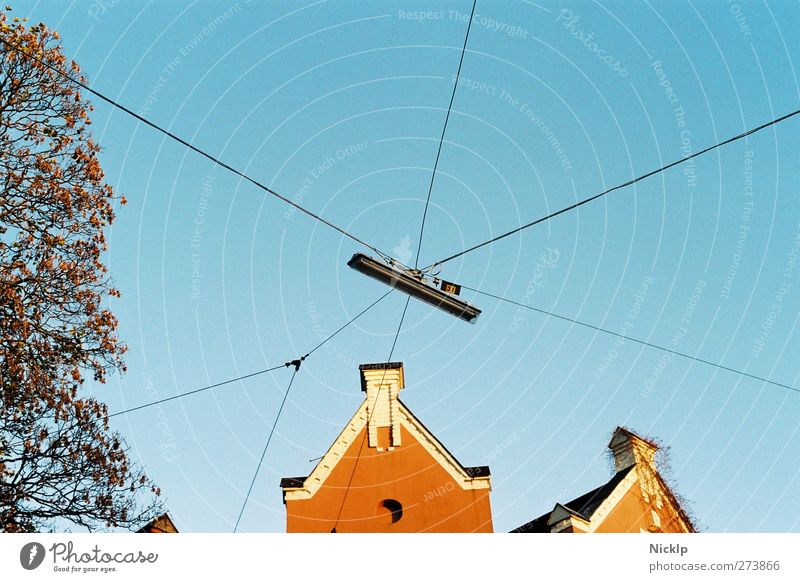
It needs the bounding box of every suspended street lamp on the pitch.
[347,253,481,323]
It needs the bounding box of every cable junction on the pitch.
[348,253,481,323]
[413,0,477,269]
[347,0,480,323]
[107,290,393,418]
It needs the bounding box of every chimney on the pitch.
[359,362,405,451]
[608,426,658,472]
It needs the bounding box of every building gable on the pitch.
[512,427,694,533]
[280,363,492,533]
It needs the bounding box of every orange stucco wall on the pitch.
[594,485,689,533]
[594,487,651,532]
[285,425,493,533]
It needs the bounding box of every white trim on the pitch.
[283,401,368,501]
[283,400,490,501]
[398,406,491,491]
[584,469,638,533]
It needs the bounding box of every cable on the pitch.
[302,289,394,359]
[331,295,411,532]
[330,0,476,530]
[233,365,299,532]
[464,284,799,394]
[413,0,477,269]
[108,290,393,418]
[387,296,411,358]
[0,36,391,260]
[106,364,288,419]
[426,107,800,270]
[231,291,398,532]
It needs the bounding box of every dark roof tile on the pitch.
[510,466,634,533]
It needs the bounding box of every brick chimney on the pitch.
[608,426,658,472]
[359,362,405,451]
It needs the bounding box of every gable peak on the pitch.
[608,426,659,472]
[359,362,405,449]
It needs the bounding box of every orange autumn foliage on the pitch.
[1,7,161,532]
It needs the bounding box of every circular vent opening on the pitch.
[377,499,403,524]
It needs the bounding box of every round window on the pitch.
[377,499,403,524]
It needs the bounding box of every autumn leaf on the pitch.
[1,16,162,532]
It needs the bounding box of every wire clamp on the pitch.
[285,357,304,371]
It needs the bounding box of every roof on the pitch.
[280,477,306,489]
[465,466,491,478]
[510,466,634,533]
[136,512,179,533]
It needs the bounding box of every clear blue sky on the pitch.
[11,0,799,532]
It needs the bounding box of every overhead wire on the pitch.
[328,0,477,532]
[463,284,799,394]
[0,36,392,260]
[413,0,477,269]
[107,289,393,418]
[104,290,394,530]
[233,364,299,532]
[0,33,415,531]
[12,7,796,532]
[303,289,394,359]
[426,107,800,270]
[106,363,288,419]
[331,295,411,532]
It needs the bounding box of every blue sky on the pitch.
[11,0,800,532]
